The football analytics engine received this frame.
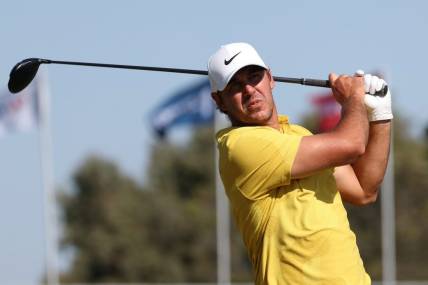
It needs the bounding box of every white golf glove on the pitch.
[355,70,393,122]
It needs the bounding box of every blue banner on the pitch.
[150,80,214,137]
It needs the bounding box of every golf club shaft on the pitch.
[44,59,331,88]
[46,59,208,76]
[31,58,387,95]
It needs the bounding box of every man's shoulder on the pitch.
[287,124,313,136]
[216,126,279,143]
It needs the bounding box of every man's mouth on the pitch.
[246,99,262,110]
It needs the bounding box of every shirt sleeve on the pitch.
[226,128,302,200]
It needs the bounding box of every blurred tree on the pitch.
[393,116,428,280]
[59,156,189,282]
[59,127,252,283]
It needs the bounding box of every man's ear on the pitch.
[267,69,275,90]
[211,92,227,113]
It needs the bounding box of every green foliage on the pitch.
[59,127,252,283]
[147,127,215,199]
[393,117,428,279]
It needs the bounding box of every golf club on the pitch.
[8,58,388,96]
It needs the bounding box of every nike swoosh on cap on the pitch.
[224,51,241,65]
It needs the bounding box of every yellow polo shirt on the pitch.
[216,116,370,285]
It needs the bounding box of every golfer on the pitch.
[208,42,392,285]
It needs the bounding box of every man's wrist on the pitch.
[369,119,392,125]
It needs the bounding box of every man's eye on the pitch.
[228,83,241,93]
[249,72,263,84]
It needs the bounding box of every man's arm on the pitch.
[291,73,369,178]
[291,72,393,205]
[335,73,393,205]
[334,120,391,205]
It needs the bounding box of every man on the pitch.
[208,42,392,285]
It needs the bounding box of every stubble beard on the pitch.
[231,103,274,127]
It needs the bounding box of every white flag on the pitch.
[0,77,39,137]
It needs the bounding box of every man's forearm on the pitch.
[351,120,392,198]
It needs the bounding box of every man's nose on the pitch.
[243,82,256,96]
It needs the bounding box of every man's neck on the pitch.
[230,113,280,130]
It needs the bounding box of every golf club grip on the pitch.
[273,76,388,96]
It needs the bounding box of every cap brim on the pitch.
[219,63,267,92]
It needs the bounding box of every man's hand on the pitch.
[329,73,365,106]
[356,70,393,122]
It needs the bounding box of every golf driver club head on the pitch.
[8,58,48,94]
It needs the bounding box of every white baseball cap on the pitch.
[207,42,268,93]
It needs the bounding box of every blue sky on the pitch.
[1,1,427,284]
